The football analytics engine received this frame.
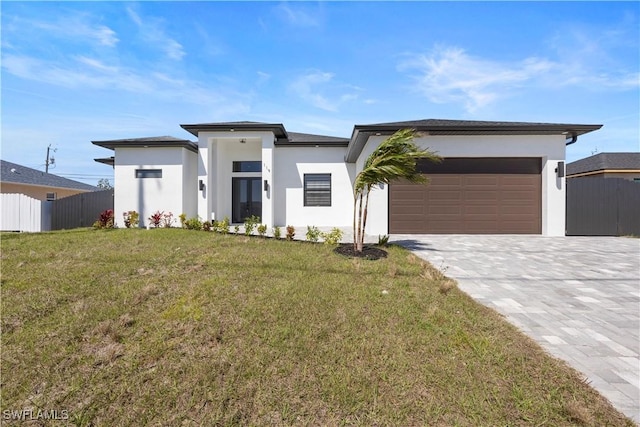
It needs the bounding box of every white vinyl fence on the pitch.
[0,193,50,232]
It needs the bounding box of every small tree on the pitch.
[353,129,441,253]
[97,178,113,190]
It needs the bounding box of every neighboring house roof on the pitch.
[0,160,98,191]
[92,136,198,153]
[567,152,640,177]
[345,119,603,162]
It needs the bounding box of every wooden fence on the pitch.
[566,177,640,236]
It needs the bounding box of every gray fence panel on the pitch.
[567,177,640,236]
[51,190,114,230]
[617,179,640,236]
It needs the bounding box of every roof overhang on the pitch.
[94,157,115,167]
[344,121,603,163]
[180,122,289,139]
[92,137,198,153]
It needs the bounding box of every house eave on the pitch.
[344,122,603,163]
[92,139,198,153]
[180,122,289,139]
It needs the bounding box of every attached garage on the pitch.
[389,158,542,234]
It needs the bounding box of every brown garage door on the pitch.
[389,158,541,234]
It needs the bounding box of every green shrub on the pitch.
[378,234,390,246]
[234,225,240,234]
[257,224,267,237]
[273,226,281,239]
[184,217,203,230]
[202,221,212,231]
[306,226,321,242]
[244,215,260,236]
[322,228,344,246]
[179,213,187,228]
[219,217,230,234]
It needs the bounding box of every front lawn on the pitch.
[0,229,633,426]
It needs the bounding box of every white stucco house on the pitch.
[92,119,602,236]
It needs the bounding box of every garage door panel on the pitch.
[464,176,498,186]
[389,169,541,234]
[428,205,463,215]
[466,191,498,201]
[425,222,464,233]
[501,205,537,215]
[465,206,499,215]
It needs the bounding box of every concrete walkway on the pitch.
[392,235,640,423]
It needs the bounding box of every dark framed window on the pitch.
[304,174,331,206]
[46,192,57,201]
[135,169,162,178]
[232,161,261,172]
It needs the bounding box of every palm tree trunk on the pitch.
[352,193,358,251]
[361,186,371,251]
[356,192,364,252]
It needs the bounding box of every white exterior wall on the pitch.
[274,146,354,228]
[114,147,192,228]
[358,134,567,236]
[182,149,198,218]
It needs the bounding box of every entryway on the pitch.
[232,177,262,223]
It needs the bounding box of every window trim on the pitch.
[304,173,331,207]
[135,169,163,178]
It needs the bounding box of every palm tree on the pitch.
[353,129,441,252]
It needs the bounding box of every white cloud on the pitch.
[1,53,249,106]
[289,71,363,112]
[275,3,321,27]
[399,47,558,113]
[3,13,119,48]
[290,71,336,111]
[257,71,271,84]
[399,44,639,113]
[126,7,185,61]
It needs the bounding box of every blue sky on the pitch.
[2,1,639,185]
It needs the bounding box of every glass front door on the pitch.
[232,177,262,223]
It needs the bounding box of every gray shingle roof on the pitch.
[567,152,640,176]
[277,132,349,146]
[358,118,602,134]
[345,118,603,162]
[1,160,98,191]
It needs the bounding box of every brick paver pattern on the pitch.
[392,235,640,423]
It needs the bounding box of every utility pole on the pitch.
[45,144,57,173]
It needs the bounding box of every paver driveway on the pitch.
[391,235,640,423]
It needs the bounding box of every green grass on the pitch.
[0,229,634,426]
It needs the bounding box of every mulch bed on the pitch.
[334,244,388,260]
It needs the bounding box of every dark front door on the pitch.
[232,177,262,223]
